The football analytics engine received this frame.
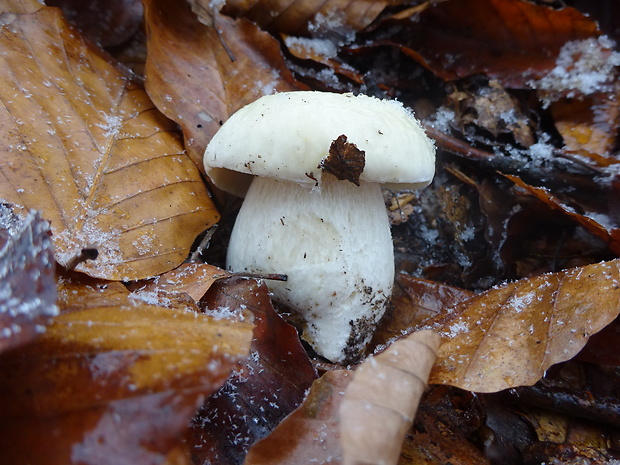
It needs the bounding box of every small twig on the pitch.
[64,248,99,270]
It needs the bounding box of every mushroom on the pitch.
[204,91,435,363]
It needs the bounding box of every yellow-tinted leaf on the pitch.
[430,259,620,392]
[143,0,302,170]
[0,6,219,280]
[0,275,253,465]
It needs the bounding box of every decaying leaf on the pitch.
[244,370,350,465]
[320,135,365,186]
[384,0,600,88]
[0,4,219,280]
[215,0,396,37]
[430,259,620,392]
[142,0,302,170]
[0,205,57,353]
[0,274,253,465]
[506,174,620,255]
[190,277,317,465]
[340,330,440,465]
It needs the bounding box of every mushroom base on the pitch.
[226,174,394,363]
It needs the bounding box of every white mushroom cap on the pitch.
[204,91,435,197]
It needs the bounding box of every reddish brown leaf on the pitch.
[0,275,253,465]
[189,277,317,465]
[430,259,620,392]
[216,0,396,36]
[0,5,219,280]
[0,205,57,353]
[506,174,620,255]
[244,370,350,465]
[383,0,600,88]
[143,0,303,170]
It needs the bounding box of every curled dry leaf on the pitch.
[430,259,620,393]
[506,174,620,255]
[143,0,302,170]
[190,277,317,465]
[0,274,253,465]
[385,0,600,88]
[0,205,57,353]
[0,5,219,280]
[340,330,440,465]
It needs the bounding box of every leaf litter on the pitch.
[1,0,620,463]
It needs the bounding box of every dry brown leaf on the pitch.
[0,205,57,353]
[0,274,253,465]
[0,5,219,280]
[506,174,620,255]
[244,370,350,465]
[129,262,230,303]
[143,0,302,170]
[385,0,600,88]
[340,330,440,465]
[214,0,397,36]
[430,259,620,393]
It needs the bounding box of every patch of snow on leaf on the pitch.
[96,114,123,138]
[528,36,620,106]
[284,36,338,59]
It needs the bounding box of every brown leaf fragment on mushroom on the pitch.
[0,204,57,353]
[319,135,366,186]
[0,5,219,281]
[0,273,253,465]
[429,259,620,393]
[340,330,440,465]
[189,277,317,465]
[142,0,303,170]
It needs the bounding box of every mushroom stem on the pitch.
[226,173,394,363]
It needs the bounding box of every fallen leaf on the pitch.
[244,370,350,465]
[189,277,317,465]
[0,274,253,465]
[214,0,396,36]
[46,0,144,47]
[0,205,57,353]
[340,330,440,465]
[143,0,302,170]
[0,5,219,280]
[506,174,620,255]
[382,0,600,88]
[128,262,231,303]
[429,259,620,392]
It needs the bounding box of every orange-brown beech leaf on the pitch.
[129,262,231,303]
[244,369,351,465]
[142,0,302,171]
[429,259,620,393]
[340,330,440,465]
[383,0,600,88]
[189,277,317,465]
[371,273,474,350]
[0,6,219,280]
[550,92,620,158]
[0,205,57,353]
[211,0,397,36]
[506,174,620,255]
[0,274,253,465]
